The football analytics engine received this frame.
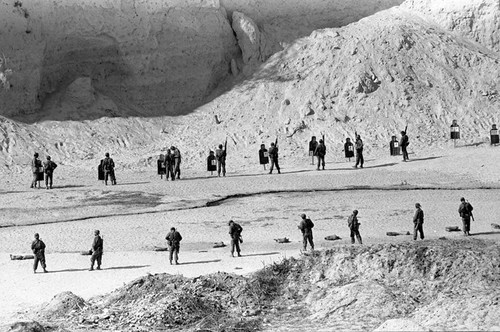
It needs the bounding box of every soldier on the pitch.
[165,227,183,265]
[347,210,362,244]
[30,153,42,189]
[298,213,314,250]
[413,203,424,240]
[458,197,473,236]
[215,143,227,177]
[228,220,243,257]
[171,146,181,179]
[354,135,364,168]
[268,142,281,174]
[400,131,409,161]
[103,153,116,185]
[31,233,47,273]
[314,139,326,170]
[89,230,103,271]
[309,136,318,164]
[42,156,58,189]
[165,149,175,181]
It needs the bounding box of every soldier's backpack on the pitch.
[467,203,473,213]
[306,219,314,229]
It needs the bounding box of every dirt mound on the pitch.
[31,239,500,331]
[38,291,86,319]
[0,321,46,332]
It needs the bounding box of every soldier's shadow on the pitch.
[178,259,221,265]
[50,265,149,273]
[240,252,280,257]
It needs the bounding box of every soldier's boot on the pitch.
[322,165,325,170]
[43,269,48,273]
[169,260,173,265]
[96,266,101,270]
[237,252,241,257]
[278,169,281,174]
[104,181,108,186]
[174,261,178,265]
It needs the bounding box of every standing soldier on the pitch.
[89,230,103,271]
[165,149,175,181]
[354,135,364,168]
[413,203,424,240]
[215,140,227,177]
[347,210,362,244]
[458,197,473,236]
[228,220,243,257]
[30,153,42,189]
[298,214,314,251]
[268,140,281,174]
[31,233,47,273]
[171,146,182,180]
[103,153,116,185]
[43,156,57,189]
[309,136,318,165]
[400,130,409,161]
[165,227,183,265]
[314,138,326,170]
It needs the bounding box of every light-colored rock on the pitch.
[374,318,431,331]
[232,11,261,64]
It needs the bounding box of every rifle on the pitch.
[224,138,227,157]
[467,200,475,221]
[404,124,408,135]
[275,136,278,146]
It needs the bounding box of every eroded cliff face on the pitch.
[0,0,239,119]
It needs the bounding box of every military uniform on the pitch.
[103,156,116,185]
[42,157,57,189]
[228,221,243,257]
[90,233,103,270]
[165,150,175,181]
[166,228,183,264]
[314,141,326,170]
[298,215,314,250]
[413,204,424,240]
[268,144,281,174]
[30,155,42,188]
[215,147,226,177]
[458,199,473,236]
[400,132,409,161]
[348,211,362,244]
[171,147,181,179]
[31,236,47,273]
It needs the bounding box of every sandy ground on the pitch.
[1,145,500,325]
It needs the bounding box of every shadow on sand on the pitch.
[49,265,150,273]
[240,252,280,258]
[178,259,221,265]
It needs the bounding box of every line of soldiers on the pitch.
[30,153,58,189]
[28,196,474,273]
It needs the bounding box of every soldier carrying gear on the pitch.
[31,233,47,273]
[309,136,318,165]
[347,210,362,244]
[268,141,281,174]
[89,230,103,271]
[30,152,42,189]
[400,130,410,161]
[228,220,243,257]
[165,149,175,181]
[43,156,58,189]
[103,153,116,185]
[165,227,183,265]
[314,139,326,170]
[354,135,364,168]
[215,141,227,177]
[458,197,473,236]
[413,203,424,240]
[171,146,182,179]
[298,214,314,250]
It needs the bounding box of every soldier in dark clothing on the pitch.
[103,153,116,185]
[43,156,57,189]
[400,131,409,161]
[298,214,314,250]
[171,146,181,179]
[30,153,42,189]
[458,197,473,236]
[354,135,364,168]
[166,227,183,265]
[165,149,175,181]
[90,230,103,271]
[228,220,243,257]
[314,139,326,170]
[215,144,226,177]
[309,136,318,164]
[31,233,47,273]
[268,142,281,174]
[413,203,424,240]
[347,210,362,244]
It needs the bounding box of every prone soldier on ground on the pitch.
[458,197,473,236]
[30,152,42,189]
[298,213,314,251]
[31,233,47,273]
[268,139,281,174]
[413,203,424,240]
[42,156,57,189]
[348,210,362,244]
[228,220,243,257]
[165,227,183,265]
[90,230,104,271]
[103,153,116,185]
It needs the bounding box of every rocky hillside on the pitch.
[11,239,500,331]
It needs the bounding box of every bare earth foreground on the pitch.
[1,145,500,331]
